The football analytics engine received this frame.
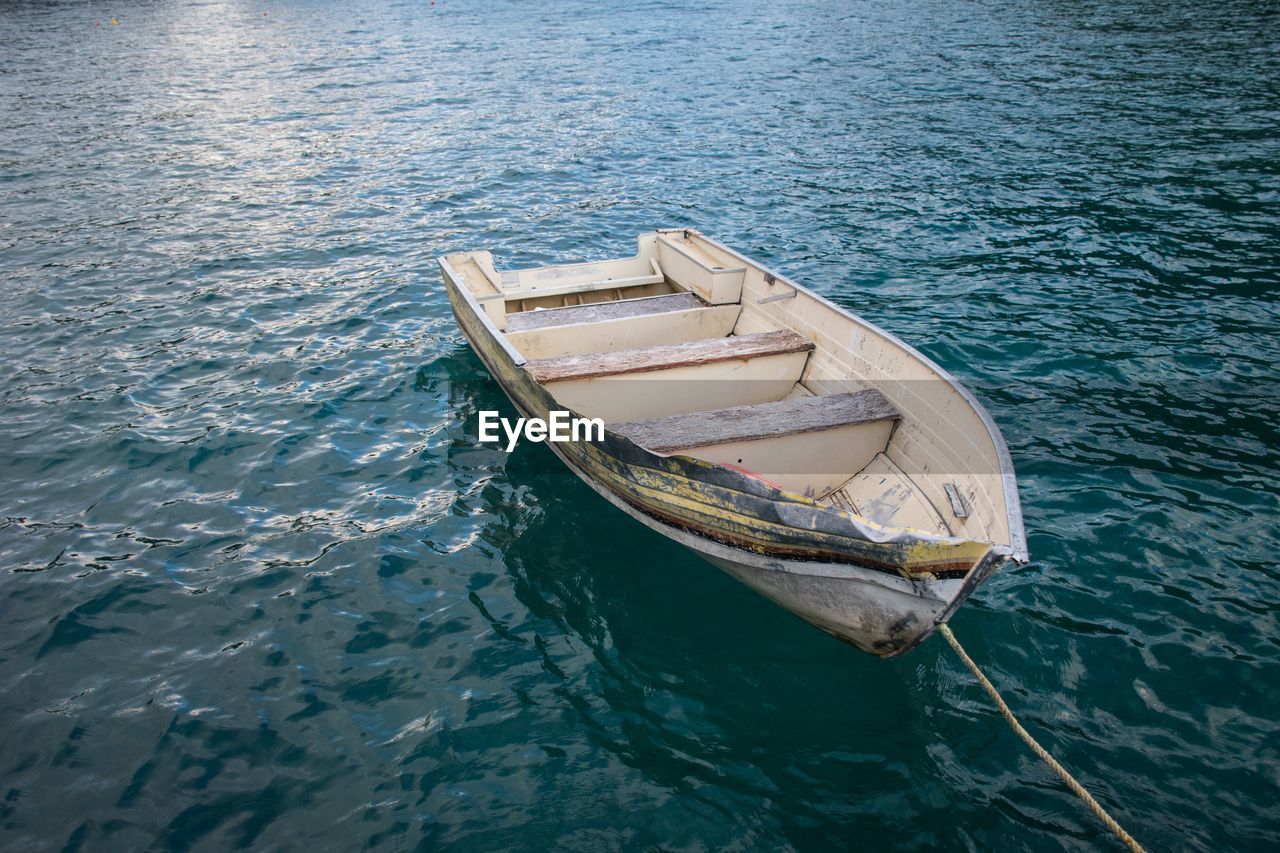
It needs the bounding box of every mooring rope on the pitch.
[937,624,1146,853]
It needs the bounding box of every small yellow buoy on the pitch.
[111,17,119,25]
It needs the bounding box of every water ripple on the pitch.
[1,0,1278,850]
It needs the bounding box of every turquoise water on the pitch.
[2,0,1278,849]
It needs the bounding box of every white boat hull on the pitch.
[438,229,1025,656]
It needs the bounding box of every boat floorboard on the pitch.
[822,453,952,537]
[506,292,706,333]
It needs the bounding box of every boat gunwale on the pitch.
[665,228,1029,563]
[536,426,980,657]
[582,428,991,562]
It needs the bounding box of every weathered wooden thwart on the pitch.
[439,230,1028,656]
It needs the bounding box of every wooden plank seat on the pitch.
[524,330,814,384]
[608,389,899,452]
[506,292,704,333]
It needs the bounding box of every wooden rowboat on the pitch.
[438,230,1028,657]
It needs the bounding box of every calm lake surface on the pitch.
[2,0,1278,849]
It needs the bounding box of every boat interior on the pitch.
[444,230,1016,550]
